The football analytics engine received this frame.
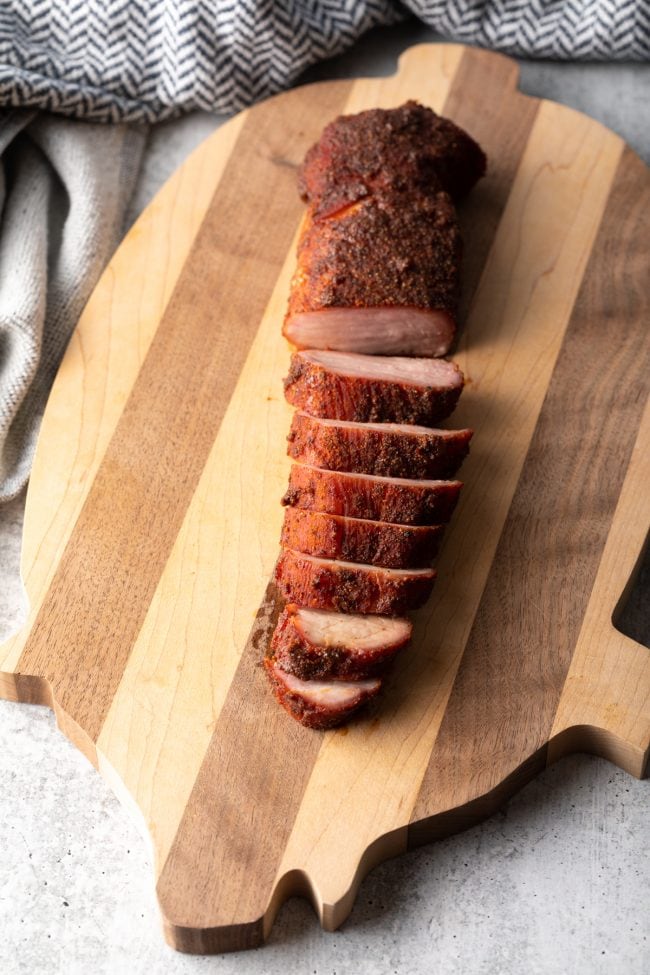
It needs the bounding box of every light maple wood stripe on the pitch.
[409,141,647,845]
[340,42,463,114]
[272,98,624,926]
[153,56,466,953]
[12,92,324,744]
[0,112,246,695]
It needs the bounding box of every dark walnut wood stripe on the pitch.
[409,145,650,848]
[157,583,324,954]
[443,49,539,323]
[15,80,353,744]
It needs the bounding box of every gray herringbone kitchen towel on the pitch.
[0,114,145,500]
[1,1,649,122]
[0,1,648,500]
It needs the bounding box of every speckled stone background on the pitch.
[1,21,648,975]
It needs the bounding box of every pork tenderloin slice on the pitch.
[264,658,382,729]
[275,548,436,615]
[287,412,472,479]
[282,463,462,525]
[283,306,456,358]
[281,507,443,568]
[270,604,411,680]
[284,349,464,425]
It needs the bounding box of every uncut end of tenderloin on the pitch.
[264,658,382,729]
[269,604,412,681]
[275,548,436,615]
[284,349,464,425]
[282,463,463,526]
[281,508,444,569]
[299,100,487,217]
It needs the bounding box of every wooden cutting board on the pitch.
[1,44,649,954]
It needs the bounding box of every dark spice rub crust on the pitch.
[287,412,473,479]
[281,508,443,569]
[283,350,464,425]
[299,100,487,218]
[286,188,462,321]
[275,549,436,615]
[282,464,463,525]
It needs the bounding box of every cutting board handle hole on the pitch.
[612,528,650,650]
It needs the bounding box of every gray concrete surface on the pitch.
[1,20,648,975]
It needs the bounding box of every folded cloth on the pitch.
[0,2,648,123]
[0,113,145,500]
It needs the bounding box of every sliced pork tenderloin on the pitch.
[283,302,458,359]
[275,549,436,615]
[269,604,412,680]
[281,508,443,569]
[284,349,464,425]
[264,658,382,729]
[287,412,472,479]
[282,463,462,525]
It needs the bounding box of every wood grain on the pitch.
[0,45,648,953]
[270,58,628,932]
[0,112,246,694]
[548,147,650,776]
[96,225,308,874]
[442,49,540,322]
[13,91,319,746]
[411,137,646,846]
